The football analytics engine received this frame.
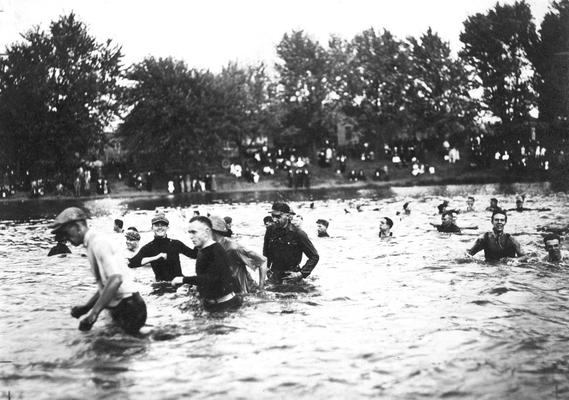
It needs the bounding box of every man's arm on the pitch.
[297,230,319,278]
[78,275,123,331]
[467,235,485,256]
[128,244,151,268]
[510,236,526,258]
[178,240,198,259]
[71,292,100,319]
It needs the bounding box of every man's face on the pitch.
[492,214,507,232]
[60,223,83,246]
[442,214,453,226]
[291,215,303,228]
[379,218,390,232]
[188,221,210,248]
[467,198,474,207]
[516,200,524,210]
[545,239,561,261]
[152,222,168,237]
[126,238,139,251]
[490,199,498,207]
[316,223,327,235]
[113,224,122,233]
[272,213,289,228]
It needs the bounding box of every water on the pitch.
[2,183,569,399]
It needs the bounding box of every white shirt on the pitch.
[83,230,138,307]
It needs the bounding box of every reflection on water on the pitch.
[2,183,569,399]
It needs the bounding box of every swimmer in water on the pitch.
[465,196,475,212]
[466,210,526,261]
[172,216,242,312]
[47,231,71,257]
[128,212,197,282]
[430,211,461,233]
[49,207,147,334]
[379,217,393,238]
[507,195,551,212]
[543,233,568,263]
[316,219,330,238]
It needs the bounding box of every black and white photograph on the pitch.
[1,0,568,398]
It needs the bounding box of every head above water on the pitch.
[151,212,169,237]
[209,215,229,236]
[188,216,213,248]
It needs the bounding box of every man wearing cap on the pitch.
[49,207,147,334]
[316,219,330,238]
[223,216,233,237]
[47,231,72,256]
[210,215,267,293]
[263,202,319,283]
[172,216,242,311]
[129,212,197,282]
[124,227,141,256]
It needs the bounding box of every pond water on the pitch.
[2,183,569,399]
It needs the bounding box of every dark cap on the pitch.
[270,202,292,216]
[48,207,88,233]
[223,216,232,224]
[151,212,169,225]
[316,219,329,227]
[125,230,141,241]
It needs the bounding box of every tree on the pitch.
[0,13,123,180]
[531,0,569,123]
[275,30,331,149]
[407,28,478,140]
[459,1,538,124]
[351,28,413,145]
[119,57,218,172]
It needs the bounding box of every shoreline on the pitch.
[0,172,553,204]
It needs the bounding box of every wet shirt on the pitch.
[263,224,319,278]
[217,236,265,293]
[468,231,522,261]
[128,237,197,281]
[182,242,235,300]
[436,223,461,233]
[47,242,71,256]
[83,230,138,307]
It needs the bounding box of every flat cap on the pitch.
[48,207,88,233]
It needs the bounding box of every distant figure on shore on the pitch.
[467,210,525,261]
[49,207,147,334]
[485,198,502,213]
[47,232,71,257]
[172,216,242,312]
[543,233,567,263]
[128,212,197,282]
[263,202,319,283]
[316,219,330,237]
[113,219,124,234]
[379,217,393,238]
[465,196,476,212]
[507,196,551,212]
[210,216,267,293]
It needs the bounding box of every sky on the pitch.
[0,0,553,72]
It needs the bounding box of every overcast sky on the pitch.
[0,0,552,72]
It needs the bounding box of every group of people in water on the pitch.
[47,195,565,336]
[47,201,321,335]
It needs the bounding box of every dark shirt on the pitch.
[182,242,235,300]
[263,224,319,278]
[48,242,71,256]
[318,232,330,238]
[436,223,461,233]
[129,237,197,281]
[467,231,522,261]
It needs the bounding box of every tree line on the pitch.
[0,0,567,181]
